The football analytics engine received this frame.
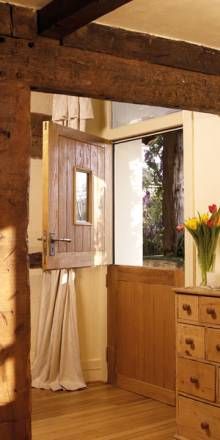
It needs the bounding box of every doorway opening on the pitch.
[29,91,184,439]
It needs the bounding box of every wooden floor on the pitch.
[32,384,176,439]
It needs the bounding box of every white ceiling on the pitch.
[1,0,220,49]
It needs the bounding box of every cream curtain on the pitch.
[32,269,86,391]
[52,95,94,130]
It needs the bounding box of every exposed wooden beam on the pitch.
[38,0,133,39]
[2,4,220,79]
[0,80,31,439]
[65,23,220,77]
[1,35,220,114]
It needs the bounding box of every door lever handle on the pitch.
[49,233,71,256]
[51,237,71,243]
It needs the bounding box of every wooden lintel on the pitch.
[65,23,220,77]
[38,0,133,39]
[1,36,220,114]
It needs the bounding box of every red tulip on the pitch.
[176,224,184,232]
[209,204,217,213]
[207,219,214,228]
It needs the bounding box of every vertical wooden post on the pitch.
[0,82,31,439]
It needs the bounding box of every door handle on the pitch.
[51,237,71,243]
[49,233,71,256]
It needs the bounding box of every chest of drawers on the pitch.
[175,287,220,440]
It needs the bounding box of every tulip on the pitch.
[209,204,217,213]
[176,224,184,232]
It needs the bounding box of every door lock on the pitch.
[49,233,71,256]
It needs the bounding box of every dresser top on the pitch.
[175,286,220,297]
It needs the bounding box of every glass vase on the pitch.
[198,251,215,287]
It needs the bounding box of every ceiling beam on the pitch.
[38,0,133,39]
[64,23,220,77]
[1,35,220,115]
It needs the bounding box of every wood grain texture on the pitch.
[177,357,215,402]
[38,0,133,38]
[0,81,31,438]
[107,265,184,405]
[65,23,220,77]
[43,122,112,270]
[175,288,220,439]
[1,36,220,114]
[32,384,176,440]
[11,6,37,39]
[177,395,220,440]
[177,323,205,360]
[0,3,11,36]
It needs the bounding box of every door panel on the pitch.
[107,265,184,405]
[43,122,112,270]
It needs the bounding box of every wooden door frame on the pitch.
[1,5,220,438]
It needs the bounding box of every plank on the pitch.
[107,265,184,405]
[58,136,68,253]
[32,384,176,440]
[1,36,220,114]
[65,23,220,77]
[38,0,133,38]
[0,81,31,438]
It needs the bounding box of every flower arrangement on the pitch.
[177,204,220,286]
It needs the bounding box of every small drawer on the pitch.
[177,294,199,322]
[199,297,220,325]
[177,395,220,440]
[177,324,205,359]
[177,357,215,402]
[206,328,220,363]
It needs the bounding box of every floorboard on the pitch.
[32,384,176,439]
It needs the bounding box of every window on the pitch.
[73,168,93,224]
[142,129,184,262]
[111,102,177,129]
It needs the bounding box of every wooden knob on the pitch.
[182,304,191,314]
[201,421,209,430]
[190,376,199,385]
[216,344,220,352]
[206,307,216,317]
[185,338,194,345]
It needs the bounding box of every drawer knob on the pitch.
[216,344,220,352]
[206,307,216,318]
[201,421,209,431]
[182,304,192,314]
[185,337,194,346]
[190,376,199,385]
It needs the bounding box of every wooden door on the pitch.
[107,265,184,405]
[42,122,112,270]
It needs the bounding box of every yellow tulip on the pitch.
[185,217,199,230]
[200,214,209,224]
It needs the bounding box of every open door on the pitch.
[42,121,112,270]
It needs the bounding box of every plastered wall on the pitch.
[183,111,220,286]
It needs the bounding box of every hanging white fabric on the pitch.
[32,269,86,391]
[52,95,94,130]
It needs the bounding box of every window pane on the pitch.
[76,171,88,222]
[111,102,177,129]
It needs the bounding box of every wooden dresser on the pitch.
[175,287,220,440]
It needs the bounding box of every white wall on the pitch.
[115,139,143,266]
[183,111,220,286]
